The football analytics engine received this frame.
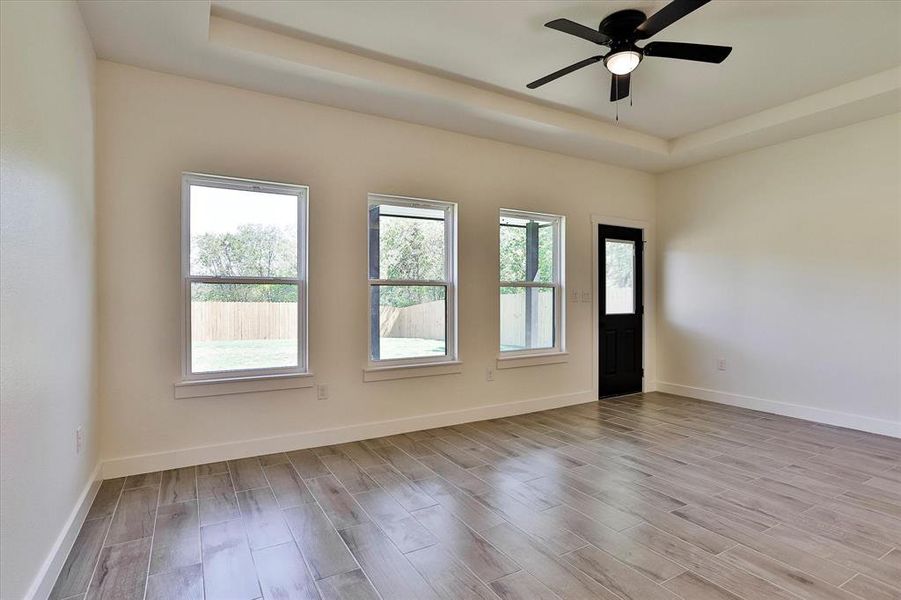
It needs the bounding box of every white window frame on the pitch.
[498,208,565,357]
[181,172,309,381]
[367,194,457,368]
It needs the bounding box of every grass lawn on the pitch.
[192,339,298,373]
[192,336,445,372]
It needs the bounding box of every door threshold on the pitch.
[598,391,643,400]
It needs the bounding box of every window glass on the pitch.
[499,210,563,354]
[368,196,455,364]
[370,205,445,281]
[183,175,307,378]
[605,240,635,315]
[499,214,554,283]
[190,185,297,278]
[370,285,446,360]
[500,287,554,351]
[191,283,298,373]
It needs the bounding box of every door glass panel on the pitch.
[605,240,635,315]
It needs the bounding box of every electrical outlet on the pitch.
[486,368,495,382]
[570,289,579,302]
[581,291,592,303]
[716,358,727,372]
[75,426,84,455]
[317,384,329,400]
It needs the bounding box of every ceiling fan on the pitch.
[528,0,732,102]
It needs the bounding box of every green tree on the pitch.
[605,241,634,289]
[191,224,297,302]
[500,222,554,293]
[376,216,445,308]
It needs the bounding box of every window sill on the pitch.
[496,352,569,370]
[174,372,315,399]
[363,361,463,382]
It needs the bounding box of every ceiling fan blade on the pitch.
[545,18,611,46]
[643,41,732,63]
[527,56,603,89]
[635,0,711,39]
[610,73,631,102]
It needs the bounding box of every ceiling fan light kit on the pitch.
[605,50,642,75]
[529,0,733,103]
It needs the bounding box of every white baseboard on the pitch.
[657,382,901,438]
[25,463,102,600]
[102,390,596,478]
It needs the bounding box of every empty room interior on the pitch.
[2,1,901,599]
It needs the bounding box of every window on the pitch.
[182,173,308,380]
[499,209,564,354]
[368,194,457,365]
[605,239,635,314]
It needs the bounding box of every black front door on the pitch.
[598,224,643,397]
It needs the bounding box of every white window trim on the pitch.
[366,193,458,370]
[180,172,310,383]
[498,208,565,358]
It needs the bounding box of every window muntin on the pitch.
[182,173,308,379]
[499,210,564,355]
[368,195,456,365]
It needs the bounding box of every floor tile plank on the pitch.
[316,569,380,600]
[236,486,293,549]
[200,519,260,600]
[565,544,680,600]
[406,543,500,599]
[306,474,369,530]
[145,563,203,600]
[196,472,240,526]
[287,449,331,478]
[339,522,440,600]
[159,467,196,505]
[354,488,438,553]
[283,502,359,580]
[253,541,321,600]
[489,571,561,600]
[149,500,200,575]
[50,517,111,600]
[265,462,315,508]
[411,503,519,582]
[105,486,158,546]
[481,522,620,599]
[86,538,151,600]
[228,457,268,491]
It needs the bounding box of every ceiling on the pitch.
[78,0,901,172]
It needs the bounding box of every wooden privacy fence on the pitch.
[192,292,567,343]
[192,302,297,341]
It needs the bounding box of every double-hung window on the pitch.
[368,194,457,366]
[499,209,564,355]
[182,173,308,380]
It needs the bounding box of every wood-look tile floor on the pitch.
[51,392,901,600]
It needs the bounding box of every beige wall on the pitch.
[0,2,98,598]
[657,114,901,434]
[95,61,657,468]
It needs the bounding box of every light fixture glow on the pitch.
[604,50,641,75]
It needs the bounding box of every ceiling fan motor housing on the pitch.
[599,9,647,40]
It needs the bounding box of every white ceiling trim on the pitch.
[77,1,901,173]
[208,14,900,173]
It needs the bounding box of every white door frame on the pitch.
[591,214,654,399]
